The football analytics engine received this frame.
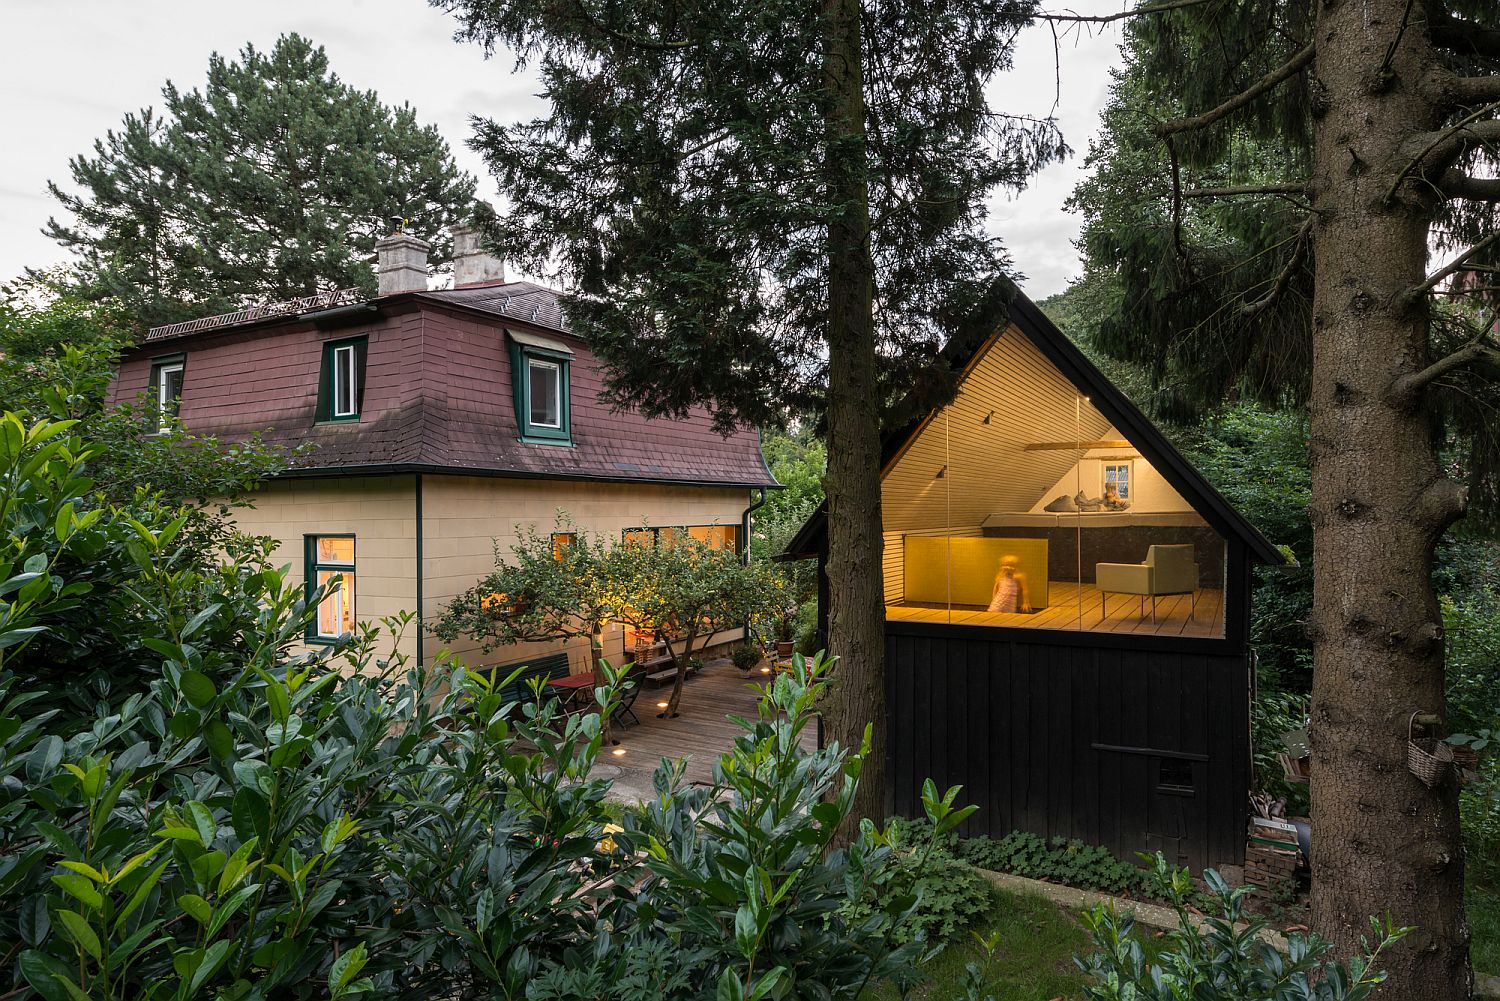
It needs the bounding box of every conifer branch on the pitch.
[1430,14,1500,61]
[1183,182,1308,198]
[1449,76,1500,105]
[1389,108,1500,203]
[1154,44,1315,138]
[1440,171,1500,202]
[1038,0,1215,25]
[1239,215,1314,318]
[1391,336,1500,402]
[1405,233,1500,307]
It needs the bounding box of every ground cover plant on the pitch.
[1076,858,1408,1001]
[862,888,1100,1001]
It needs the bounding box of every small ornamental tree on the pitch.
[436,521,786,718]
[433,522,617,674]
[604,534,785,718]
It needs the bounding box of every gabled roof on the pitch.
[782,291,1285,565]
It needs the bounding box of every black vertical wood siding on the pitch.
[885,623,1251,872]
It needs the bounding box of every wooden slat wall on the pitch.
[882,330,1116,534]
[886,627,1250,872]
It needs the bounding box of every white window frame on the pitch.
[155,361,184,433]
[527,357,562,429]
[332,344,359,419]
[1103,461,1132,501]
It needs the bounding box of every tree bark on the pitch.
[663,630,696,718]
[1307,3,1471,997]
[820,0,888,829]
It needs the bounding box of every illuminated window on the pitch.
[149,356,185,432]
[622,525,740,551]
[551,532,577,560]
[305,535,356,640]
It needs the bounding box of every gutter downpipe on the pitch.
[740,487,769,643]
[415,473,425,668]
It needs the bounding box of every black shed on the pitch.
[784,293,1285,871]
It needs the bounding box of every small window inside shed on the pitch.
[1157,759,1196,795]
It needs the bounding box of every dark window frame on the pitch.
[317,336,368,424]
[304,534,356,643]
[621,525,741,551]
[508,341,572,445]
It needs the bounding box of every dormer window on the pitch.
[507,329,573,444]
[332,343,359,418]
[527,357,562,428]
[317,336,367,423]
[148,355,185,433]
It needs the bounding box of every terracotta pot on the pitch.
[775,640,794,657]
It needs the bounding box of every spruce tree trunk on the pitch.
[1307,3,1470,996]
[820,0,888,827]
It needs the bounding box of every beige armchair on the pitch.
[1095,544,1199,621]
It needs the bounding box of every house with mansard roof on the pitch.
[109,228,778,673]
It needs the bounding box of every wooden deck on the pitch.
[597,659,817,798]
[885,581,1224,637]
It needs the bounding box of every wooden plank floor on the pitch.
[601,660,817,793]
[885,582,1223,637]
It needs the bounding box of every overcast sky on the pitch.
[1,0,1126,299]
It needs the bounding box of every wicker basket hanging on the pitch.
[1407,711,1453,788]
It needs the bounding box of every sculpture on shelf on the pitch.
[1074,489,1105,511]
[1102,481,1131,511]
[987,555,1032,613]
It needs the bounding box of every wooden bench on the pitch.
[484,651,573,705]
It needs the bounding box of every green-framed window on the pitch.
[147,354,186,433]
[316,337,367,423]
[305,535,356,641]
[507,333,572,444]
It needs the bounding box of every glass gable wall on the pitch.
[880,329,1227,638]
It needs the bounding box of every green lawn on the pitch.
[866,888,1102,1001]
[1473,881,1500,977]
[861,879,1497,1000]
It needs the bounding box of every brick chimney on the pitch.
[452,226,507,288]
[375,228,430,295]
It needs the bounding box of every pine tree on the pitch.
[1064,2,1500,997]
[43,34,477,329]
[436,0,1064,824]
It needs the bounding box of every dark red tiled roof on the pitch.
[111,284,778,489]
[417,282,568,333]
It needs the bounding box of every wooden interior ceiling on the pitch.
[881,327,1117,533]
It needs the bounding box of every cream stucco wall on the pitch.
[230,473,754,674]
[229,475,419,662]
[421,475,752,672]
[1027,438,1194,514]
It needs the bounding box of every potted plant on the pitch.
[774,603,796,659]
[732,643,762,673]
